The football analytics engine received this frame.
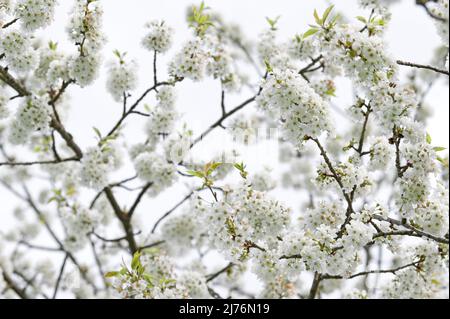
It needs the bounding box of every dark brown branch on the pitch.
[138,240,166,251]
[308,272,322,299]
[356,104,372,155]
[397,60,449,76]
[372,214,449,244]
[18,240,61,252]
[50,118,83,160]
[321,260,422,280]
[220,90,226,116]
[206,263,234,283]
[153,51,158,86]
[104,80,181,141]
[51,130,61,161]
[88,236,108,289]
[151,191,194,233]
[299,55,323,75]
[307,137,355,238]
[1,18,19,29]
[91,231,141,243]
[52,254,69,299]
[191,73,266,148]
[0,66,31,97]
[1,271,29,299]
[0,156,79,167]
[191,94,259,148]
[104,187,138,254]
[128,183,153,218]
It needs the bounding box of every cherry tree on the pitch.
[0,0,448,299]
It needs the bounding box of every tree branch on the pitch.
[372,214,449,244]
[397,60,449,76]
[322,259,422,280]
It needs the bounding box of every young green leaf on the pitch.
[322,5,334,24]
[303,28,319,39]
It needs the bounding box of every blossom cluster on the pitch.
[256,68,332,146]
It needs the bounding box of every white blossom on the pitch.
[142,20,173,53]
[14,0,57,31]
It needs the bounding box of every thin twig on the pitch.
[52,254,69,299]
[397,60,449,76]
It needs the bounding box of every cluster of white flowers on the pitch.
[320,24,394,87]
[61,205,100,252]
[106,56,138,102]
[68,51,100,87]
[0,29,39,74]
[228,116,259,145]
[428,0,449,46]
[0,87,9,119]
[66,0,105,87]
[257,28,281,65]
[79,146,115,190]
[112,250,211,299]
[8,96,51,144]
[342,216,376,249]
[169,38,208,81]
[145,86,178,139]
[46,57,71,87]
[113,251,182,299]
[288,34,317,62]
[369,78,418,132]
[163,130,191,164]
[302,201,346,230]
[413,183,449,237]
[141,20,173,53]
[383,242,448,298]
[357,0,396,21]
[249,169,277,192]
[14,0,57,31]
[395,141,439,213]
[134,152,177,196]
[66,0,105,54]
[316,160,371,194]
[368,136,394,170]
[194,182,290,262]
[257,68,332,146]
[160,212,201,255]
[204,33,241,91]
[177,271,210,299]
[310,78,336,100]
[0,0,14,22]
[278,225,361,278]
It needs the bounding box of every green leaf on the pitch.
[48,41,58,51]
[322,5,334,24]
[131,251,141,271]
[433,146,447,152]
[437,156,448,167]
[93,127,102,140]
[356,16,367,24]
[266,16,280,30]
[303,28,319,39]
[329,14,340,27]
[105,271,120,278]
[426,133,432,144]
[264,59,273,73]
[313,9,322,26]
[205,162,222,176]
[186,170,205,178]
